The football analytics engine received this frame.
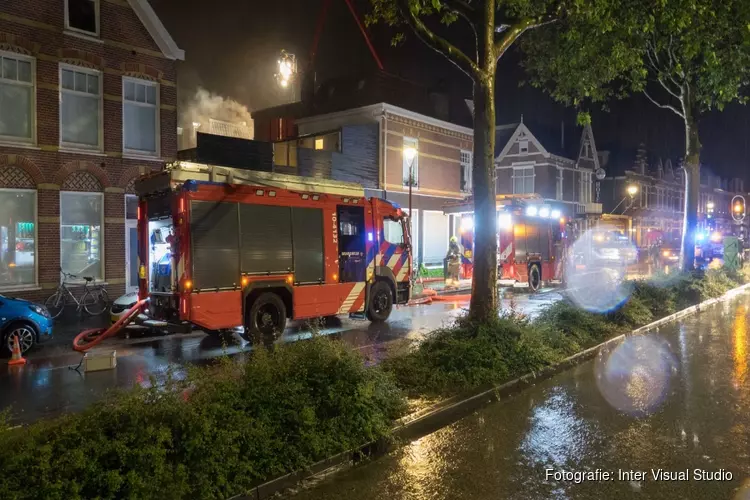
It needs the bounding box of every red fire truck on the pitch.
[134,162,412,337]
[446,196,569,291]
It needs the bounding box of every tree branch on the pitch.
[643,88,685,119]
[396,0,481,78]
[494,16,556,60]
[657,76,682,101]
[443,0,475,19]
[444,0,478,65]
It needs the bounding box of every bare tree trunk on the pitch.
[680,108,700,272]
[468,78,498,322]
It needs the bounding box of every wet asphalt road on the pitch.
[0,290,560,424]
[290,292,750,500]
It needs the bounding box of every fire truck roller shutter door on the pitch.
[291,207,325,283]
[191,201,240,289]
[240,204,293,274]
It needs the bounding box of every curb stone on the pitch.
[233,282,750,499]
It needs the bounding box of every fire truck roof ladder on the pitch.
[167,161,365,198]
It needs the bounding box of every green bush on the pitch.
[0,337,406,500]
[382,316,560,397]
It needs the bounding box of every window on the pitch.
[0,189,36,287]
[512,166,534,194]
[60,192,103,280]
[0,53,34,143]
[66,0,99,35]
[580,171,592,204]
[556,168,563,200]
[274,141,297,167]
[60,66,101,149]
[383,218,404,245]
[460,150,472,193]
[315,138,324,150]
[402,136,418,187]
[123,78,158,156]
[519,140,529,154]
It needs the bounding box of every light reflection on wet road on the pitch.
[290,293,750,500]
[0,292,559,424]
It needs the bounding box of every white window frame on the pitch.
[59,190,105,283]
[460,149,472,193]
[402,136,419,189]
[519,140,529,154]
[122,76,160,158]
[64,0,101,37]
[556,167,563,201]
[59,64,103,152]
[0,51,36,146]
[512,165,535,195]
[580,171,592,204]
[125,194,138,292]
[0,188,38,291]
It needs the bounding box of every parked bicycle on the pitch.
[45,269,110,319]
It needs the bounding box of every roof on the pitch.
[294,103,474,136]
[252,71,472,127]
[128,0,184,60]
[495,123,518,157]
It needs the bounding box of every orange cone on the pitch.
[8,335,26,366]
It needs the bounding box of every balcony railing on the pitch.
[577,202,603,214]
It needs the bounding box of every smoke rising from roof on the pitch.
[179,87,254,140]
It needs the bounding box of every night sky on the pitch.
[151,0,750,182]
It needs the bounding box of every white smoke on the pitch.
[178,87,254,150]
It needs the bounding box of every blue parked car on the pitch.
[0,295,53,355]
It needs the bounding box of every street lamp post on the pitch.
[403,146,417,279]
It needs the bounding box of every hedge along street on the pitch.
[0,268,747,499]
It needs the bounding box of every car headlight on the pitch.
[30,304,49,317]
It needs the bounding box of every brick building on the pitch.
[599,146,747,247]
[0,0,183,302]
[493,120,602,226]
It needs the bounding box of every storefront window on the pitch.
[60,192,103,279]
[0,190,36,287]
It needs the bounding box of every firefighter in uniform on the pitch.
[446,236,462,285]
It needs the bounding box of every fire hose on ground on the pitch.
[72,298,149,352]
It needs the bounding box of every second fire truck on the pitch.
[446,196,569,291]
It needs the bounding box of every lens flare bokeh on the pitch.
[594,335,678,417]
[565,225,637,313]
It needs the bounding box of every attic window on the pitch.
[519,140,529,154]
[66,0,99,36]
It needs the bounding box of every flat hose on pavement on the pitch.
[72,298,149,352]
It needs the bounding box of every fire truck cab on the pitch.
[135,162,411,337]
[446,196,568,291]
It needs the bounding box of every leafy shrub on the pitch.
[631,279,677,318]
[0,337,405,500]
[382,316,559,397]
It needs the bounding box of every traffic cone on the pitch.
[8,335,26,366]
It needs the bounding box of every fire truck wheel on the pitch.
[247,292,287,337]
[528,263,541,292]
[367,281,393,322]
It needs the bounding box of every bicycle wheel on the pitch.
[83,288,109,316]
[44,291,66,319]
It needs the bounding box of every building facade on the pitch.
[264,103,474,268]
[0,0,183,302]
[600,151,747,247]
[494,121,603,226]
